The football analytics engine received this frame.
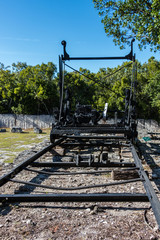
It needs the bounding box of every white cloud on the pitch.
[0,37,40,42]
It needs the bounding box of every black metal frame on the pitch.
[52,39,137,143]
[59,39,135,116]
[1,41,160,229]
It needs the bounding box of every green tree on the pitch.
[0,62,59,115]
[9,62,58,114]
[138,57,160,119]
[0,68,15,113]
[93,62,133,112]
[1,58,160,121]
[15,62,58,114]
[61,68,96,110]
[143,70,160,119]
[12,62,28,72]
[93,0,160,51]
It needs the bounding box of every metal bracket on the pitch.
[61,40,70,60]
[61,39,135,61]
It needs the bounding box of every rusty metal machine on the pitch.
[1,40,160,229]
[50,39,137,144]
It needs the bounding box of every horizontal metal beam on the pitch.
[0,193,148,203]
[51,128,128,134]
[64,135,126,140]
[63,56,132,61]
[60,142,129,148]
[61,39,134,61]
[31,161,135,168]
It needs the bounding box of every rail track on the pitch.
[0,133,160,229]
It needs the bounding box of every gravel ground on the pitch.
[0,127,160,240]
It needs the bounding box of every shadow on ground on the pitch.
[138,134,160,191]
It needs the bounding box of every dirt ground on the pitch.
[0,127,160,240]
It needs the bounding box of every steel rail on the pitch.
[0,138,64,187]
[0,134,160,229]
[131,144,160,229]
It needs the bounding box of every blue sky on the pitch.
[0,0,159,73]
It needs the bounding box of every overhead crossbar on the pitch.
[61,39,135,61]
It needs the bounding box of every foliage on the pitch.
[0,62,59,115]
[0,58,160,121]
[0,68,15,113]
[58,68,96,110]
[139,57,160,119]
[93,0,160,51]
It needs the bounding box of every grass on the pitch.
[0,128,50,164]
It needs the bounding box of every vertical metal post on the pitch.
[114,112,117,125]
[59,55,64,122]
[133,61,137,104]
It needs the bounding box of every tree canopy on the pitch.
[0,58,160,121]
[93,0,160,51]
[0,62,59,115]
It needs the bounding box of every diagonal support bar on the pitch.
[0,138,64,187]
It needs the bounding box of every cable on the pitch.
[25,167,112,175]
[64,63,116,94]
[10,178,143,191]
[64,63,94,82]
[101,62,132,81]
[65,62,132,83]
[64,62,133,95]
[24,167,139,176]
